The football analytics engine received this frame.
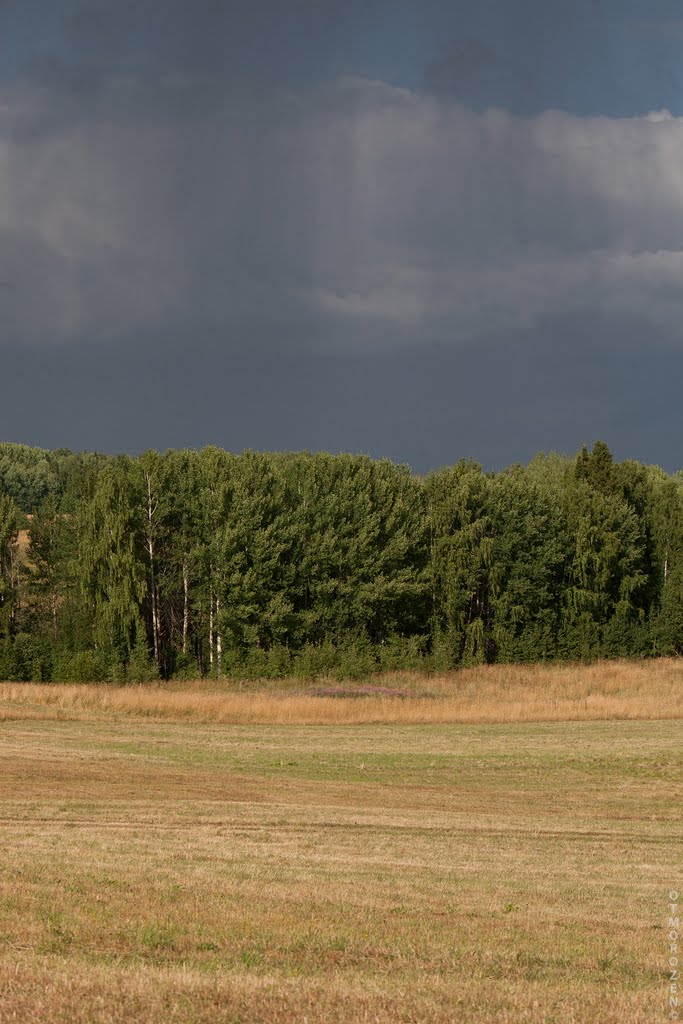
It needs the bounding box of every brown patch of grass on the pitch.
[1,657,682,724]
[15,515,32,557]
[16,528,30,553]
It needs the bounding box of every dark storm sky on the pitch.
[1,0,683,471]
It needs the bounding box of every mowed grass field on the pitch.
[0,664,681,1022]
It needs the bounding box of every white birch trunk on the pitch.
[216,596,222,675]
[9,545,16,631]
[209,587,214,671]
[146,473,160,668]
[182,560,189,654]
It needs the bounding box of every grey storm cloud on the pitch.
[1,72,683,353]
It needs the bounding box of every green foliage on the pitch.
[51,649,111,684]
[0,439,680,679]
[293,641,340,678]
[74,457,148,667]
[487,471,567,662]
[426,460,491,662]
[0,444,106,513]
[333,637,379,679]
[126,632,160,683]
[213,451,297,651]
[284,453,429,647]
[652,561,683,655]
[575,440,616,496]
[562,475,647,656]
[0,493,20,641]
[10,631,52,682]
[0,444,53,512]
[377,634,428,672]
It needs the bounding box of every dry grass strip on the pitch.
[0,657,682,724]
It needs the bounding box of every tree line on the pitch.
[1,440,682,682]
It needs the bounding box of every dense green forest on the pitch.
[1,440,682,681]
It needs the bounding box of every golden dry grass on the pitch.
[0,712,678,1023]
[0,662,680,1021]
[1,657,682,724]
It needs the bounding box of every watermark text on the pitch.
[668,890,679,1021]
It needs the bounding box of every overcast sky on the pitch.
[1,0,682,471]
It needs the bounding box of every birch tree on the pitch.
[0,494,19,641]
